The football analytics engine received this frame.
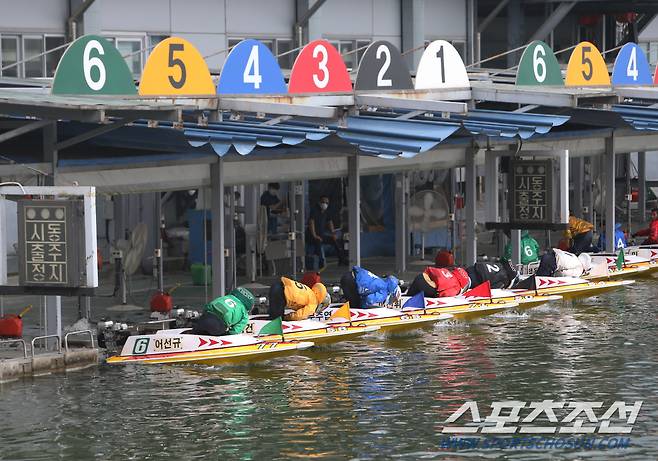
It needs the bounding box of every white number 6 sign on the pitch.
[83,40,107,91]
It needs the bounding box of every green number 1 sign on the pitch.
[52,35,137,95]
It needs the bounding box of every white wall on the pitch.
[0,0,67,33]
[424,0,466,41]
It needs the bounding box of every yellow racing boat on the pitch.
[514,275,634,300]
[400,295,517,320]
[247,317,380,345]
[106,330,313,366]
[320,306,453,333]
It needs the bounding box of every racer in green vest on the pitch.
[502,230,540,265]
[192,287,255,336]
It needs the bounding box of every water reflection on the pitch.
[2,280,658,459]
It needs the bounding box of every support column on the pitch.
[465,147,478,265]
[558,150,570,224]
[288,182,298,276]
[511,229,521,266]
[295,181,305,271]
[226,186,236,290]
[244,185,258,282]
[347,154,361,267]
[605,137,616,253]
[210,160,226,298]
[395,172,407,273]
[401,0,425,71]
[571,157,583,217]
[42,122,57,186]
[584,157,594,223]
[626,153,632,234]
[485,151,499,224]
[0,196,6,285]
[45,296,61,350]
[639,151,647,220]
[507,0,524,67]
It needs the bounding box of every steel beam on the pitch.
[355,94,468,113]
[639,151,647,220]
[55,118,136,151]
[0,120,52,144]
[347,154,361,266]
[529,2,578,42]
[210,159,226,298]
[571,157,584,217]
[584,157,594,223]
[226,186,236,291]
[465,147,478,265]
[244,185,258,282]
[0,196,6,285]
[485,151,499,223]
[401,0,425,71]
[395,172,407,273]
[294,0,326,28]
[511,229,521,266]
[479,0,511,32]
[605,137,616,253]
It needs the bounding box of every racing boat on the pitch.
[318,306,453,333]
[398,295,518,320]
[247,317,380,345]
[106,330,313,365]
[513,275,634,300]
[464,290,563,310]
[584,255,651,281]
[622,247,658,274]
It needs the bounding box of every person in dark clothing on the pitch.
[307,196,348,267]
[466,261,518,289]
[260,182,284,234]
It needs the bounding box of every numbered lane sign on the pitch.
[217,39,286,94]
[355,41,412,91]
[139,37,214,95]
[565,41,610,86]
[515,40,563,86]
[288,40,352,94]
[612,43,652,85]
[52,35,136,95]
[415,40,469,89]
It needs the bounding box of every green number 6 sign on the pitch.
[52,35,137,95]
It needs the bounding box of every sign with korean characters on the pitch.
[515,41,563,86]
[565,41,610,86]
[508,159,553,227]
[139,37,215,95]
[288,40,352,93]
[52,35,137,95]
[217,39,287,94]
[612,42,652,85]
[415,40,470,89]
[17,200,84,287]
[355,41,412,91]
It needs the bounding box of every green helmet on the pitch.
[230,287,255,311]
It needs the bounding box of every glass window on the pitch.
[340,41,355,70]
[116,39,142,75]
[1,36,19,77]
[356,40,370,67]
[277,39,294,69]
[260,40,274,52]
[24,36,44,78]
[228,38,242,50]
[45,36,65,77]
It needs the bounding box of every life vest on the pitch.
[467,261,517,289]
[281,277,327,321]
[424,267,469,297]
[353,266,398,306]
[553,249,584,277]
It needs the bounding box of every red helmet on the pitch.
[301,271,321,288]
[435,250,454,268]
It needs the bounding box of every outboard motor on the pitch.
[97,320,130,352]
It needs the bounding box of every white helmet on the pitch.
[316,292,331,313]
[387,286,402,305]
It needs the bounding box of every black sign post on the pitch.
[17,200,84,288]
[508,159,553,229]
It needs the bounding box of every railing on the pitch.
[64,330,95,353]
[0,338,27,359]
[31,335,62,358]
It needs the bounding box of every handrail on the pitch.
[0,338,27,359]
[31,335,62,357]
[64,330,95,353]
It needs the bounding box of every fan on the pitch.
[115,223,148,276]
[408,190,449,232]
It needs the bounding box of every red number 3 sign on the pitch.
[288,40,352,94]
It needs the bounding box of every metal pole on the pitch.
[584,157,594,223]
[395,172,407,273]
[228,186,236,290]
[0,196,6,286]
[45,296,61,351]
[559,150,569,224]
[571,157,583,217]
[465,147,478,265]
[626,153,632,235]
[210,160,226,298]
[347,154,361,267]
[289,182,297,276]
[511,229,521,266]
[639,151,647,221]
[605,137,616,253]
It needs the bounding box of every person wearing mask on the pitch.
[502,230,540,265]
[191,287,254,336]
[340,266,401,309]
[260,182,284,235]
[633,208,658,245]
[268,276,331,321]
[307,196,348,267]
[565,212,595,255]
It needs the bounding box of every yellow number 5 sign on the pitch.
[565,41,610,87]
[139,37,214,96]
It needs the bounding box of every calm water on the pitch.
[2,279,658,460]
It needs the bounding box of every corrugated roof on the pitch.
[612,104,658,131]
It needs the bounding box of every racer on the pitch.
[192,287,254,336]
[535,248,592,277]
[597,222,627,251]
[565,212,596,255]
[268,276,331,321]
[339,266,401,309]
[466,260,519,289]
[406,266,470,298]
[632,208,658,245]
[502,230,540,265]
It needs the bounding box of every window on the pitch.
[1,36,19,77]
[149,35,168,50]
[45,36,66,77]
[356,40,371,65]
[277,39,294,69]
[23,36,44,78]
[328,39,370,70]
[116,38,142,75]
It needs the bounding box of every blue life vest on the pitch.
[598,224,627,251]
[353,266,399,306]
